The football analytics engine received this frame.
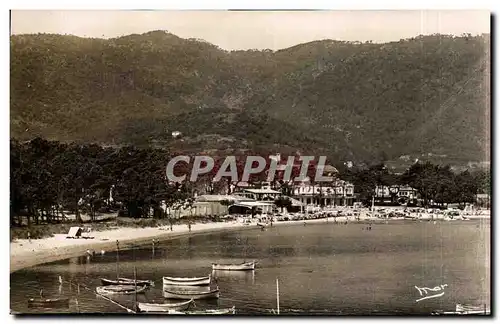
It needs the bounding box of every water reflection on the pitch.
[162,285,212,292]
[212,270,255,284]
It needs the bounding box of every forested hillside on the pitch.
[10,31,490,164]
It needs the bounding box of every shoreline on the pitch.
[10,215,489,273]
[9,217,362,273]
[10,222,253,273]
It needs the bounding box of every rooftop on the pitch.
[243,188,281,194]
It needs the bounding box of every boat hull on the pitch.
[101,278,154,286]
[432,304,491,315]
[170,306,236,315]
[162,275,211,286]
[28,298,70,308]
[96,285,147,295]
[163,288,220,300]
[212,262,255,271]
[137,299,193,312]
[456,304,490,314]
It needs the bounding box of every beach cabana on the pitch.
[66,227,83,239]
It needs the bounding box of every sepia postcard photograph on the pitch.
[9,8,491,316]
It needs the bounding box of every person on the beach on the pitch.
[188,223,192,232]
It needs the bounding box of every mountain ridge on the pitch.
[10,31,490,164]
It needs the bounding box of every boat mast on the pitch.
[276,278,280,315]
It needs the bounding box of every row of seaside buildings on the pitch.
[163,161,422,218]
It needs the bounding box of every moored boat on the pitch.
[432,304,490,315]
[169,306,236,315]
[137,299,194,312]
[101,278,154,286]
[163,286,220,300]
[456,304,490,314]
[28,297,70,308]
[96,285,148,295]
[212,261,256,271]
[162,275,211,286]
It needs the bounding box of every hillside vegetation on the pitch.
[10,31,490,164]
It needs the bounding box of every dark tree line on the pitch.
[10,138,193,226]
[11,137,490,227]
[340,162,490,208]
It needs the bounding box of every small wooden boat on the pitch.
[456,304,490,314]
[137,299,194,312]
[212,261,256,271]
[101,278,155,286]
[163,286,220,300]
[257,223,268,227]
[169,306,236,315]
[432,304,490,315]
[163,275,211,286]
[28,297,70,308]
[96,285,148,295]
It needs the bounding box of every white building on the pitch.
[236,188,281,201]
[374,185,419,201]
[292,180,355,207]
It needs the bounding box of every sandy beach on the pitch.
[10,221,252,273]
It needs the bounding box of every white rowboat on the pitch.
[162,275,211,286]
[168,306,236,315]
[96,285,147,295]
[432,304,490,315]
[212,261,256,271]
[136,299,194,312]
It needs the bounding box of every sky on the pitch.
[10,10,490,51]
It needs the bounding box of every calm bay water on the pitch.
[10,220,490,315]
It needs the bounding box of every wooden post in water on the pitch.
[116,240,120,279]
[276,278,280,315]
[134,266,138,313]
[371,196,375,218]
